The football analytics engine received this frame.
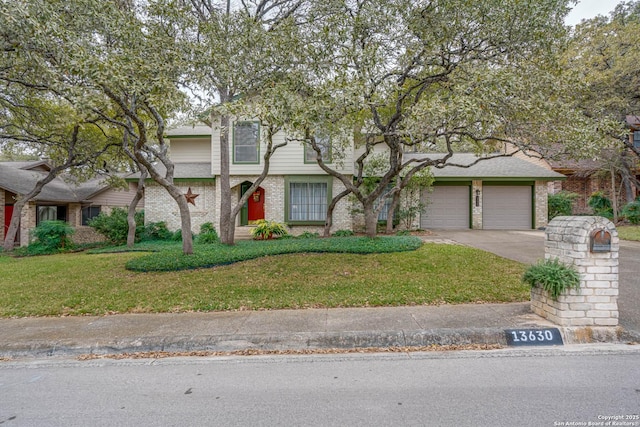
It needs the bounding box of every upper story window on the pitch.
[304,133,332,163]
[233,121,260,164]
[633,131,640,149]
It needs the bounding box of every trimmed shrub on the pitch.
[548,191,578,220]
[142,221,172,241]
[29,220,75,254]
[89,208,144,244]
[588,191,613,219]
[621,200,640,225]
[197,222,220,244]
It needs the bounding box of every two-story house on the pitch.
[141,121,565,236]
[141,122,355,237]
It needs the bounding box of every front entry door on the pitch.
[240,183,266,225]
[4,205,19,244]
[247,186,265,224]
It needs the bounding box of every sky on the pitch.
[565,0,622,26]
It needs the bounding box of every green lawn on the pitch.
[0,243,528,317]
[617,225,640,241]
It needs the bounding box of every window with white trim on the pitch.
[233,121,260,163]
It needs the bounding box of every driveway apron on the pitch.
[430,229,640,338]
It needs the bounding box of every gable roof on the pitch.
[405,153,565,180]
[0,161,117,203]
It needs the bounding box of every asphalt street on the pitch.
[1,349,639,427]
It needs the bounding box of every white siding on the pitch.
[89,182,143,208]
[169,138,212,163]
[210,120,354,176]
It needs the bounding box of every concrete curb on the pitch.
[0,328,511,359]
[3,326,637,360]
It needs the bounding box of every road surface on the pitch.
[1,348,639,426]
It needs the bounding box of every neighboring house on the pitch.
[0,161,139,246]
[144,123,564,234]
[511,118,640,215]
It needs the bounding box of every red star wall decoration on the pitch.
[185,187,199,206]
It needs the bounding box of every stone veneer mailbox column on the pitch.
[531,216,619,327]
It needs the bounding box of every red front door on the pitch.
[247,187,265,224]
[4,205,15,242]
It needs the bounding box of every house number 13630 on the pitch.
[511,330,553,342]
[505,328,563,346]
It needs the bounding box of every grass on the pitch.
[0,243,527,317]
[617,225,640,241]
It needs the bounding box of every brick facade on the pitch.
[145,176,353,236]
[145,182,216,234]
[534,181,548,229]
[554,174,640,215]
[471,180,482,229]
[531,216,619,327]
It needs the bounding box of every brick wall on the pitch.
[532,216,619,327]
[472,180,482,229]
[224,175,352,235]
[534,181,548,229]
[19,202,36,246]
[145,182,216,233]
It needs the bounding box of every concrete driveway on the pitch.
[429,229,640,339]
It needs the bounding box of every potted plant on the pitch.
[250,219,289,240]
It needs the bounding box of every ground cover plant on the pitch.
[0,241,527,317]
[121,236,424,272]
[522,258,580,300]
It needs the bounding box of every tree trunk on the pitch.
[219,113,234,245]
[177,194,194,254]
[127,168,146,248]
[363,202,378,238]
[3,170,59,251]
[611,166,618,223]
[3,198,27,251]
[385,187,401,234]
[323,189,351,237]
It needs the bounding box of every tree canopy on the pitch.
[564,1,640,155]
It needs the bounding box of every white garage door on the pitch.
[483,185,532,229]
[420,186,470,229]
